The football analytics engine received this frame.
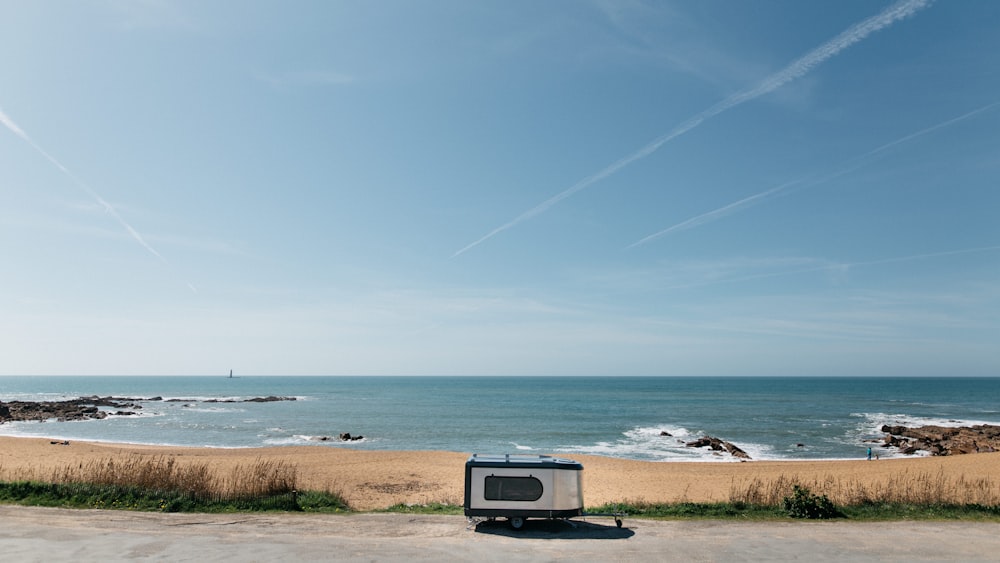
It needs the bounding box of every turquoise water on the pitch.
[1,376,998,461]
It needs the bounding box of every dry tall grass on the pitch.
[33,455,299,499]
[730,469,1000,506]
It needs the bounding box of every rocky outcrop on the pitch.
[204,396,297,403]
[879,424,1000,456]
[0,395,297,426]
[685,435,751,460]
[0,397,139,424]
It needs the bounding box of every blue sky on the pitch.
[1,0,998,376]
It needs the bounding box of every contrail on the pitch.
[662,245,1000,291]
[629,99,1000,248]
[627,179,802,248]
[452,0,932,257]
[1,106,171,266]
[864,100,1000,156]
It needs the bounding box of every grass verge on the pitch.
[0,455,349,513]
[587,501,1000,521]
[2,456,999,520]
[0,480,349,513]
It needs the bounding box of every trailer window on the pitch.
[484,476,543,501]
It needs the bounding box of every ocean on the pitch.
[1,376,998,462]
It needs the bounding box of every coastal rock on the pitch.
[685,436,751,460]
[79,396,144,408]
[339,433,363,442]
[724,442,751,459]
[0,397,139,424]
[880,424,1000,456]
[659,431,672,437]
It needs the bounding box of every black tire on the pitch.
[509,516,525,530]
[616,518,622,528]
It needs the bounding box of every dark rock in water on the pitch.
[205,396,296,403]
[244,396,296,403]
[796,443,806,448]
[659,431,672,437]
[685,435,751,460]
[724,441,751,460]
[685,436,716,449]
[339,432,363,441]
[880,424,1000,456]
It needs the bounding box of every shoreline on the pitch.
[0,429,915,461]
[3,436,999,510]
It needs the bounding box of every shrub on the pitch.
[783,485,840,519]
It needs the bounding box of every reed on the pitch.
[43,455,297,500]
[729,469,1000,507]
[0,455,351,512]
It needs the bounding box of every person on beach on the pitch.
[867,447,872,461]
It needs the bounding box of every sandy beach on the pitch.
[2,436,999,510]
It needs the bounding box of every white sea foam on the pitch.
[558,425,776,462]
[854,412,1000,434]
[264,436,310,446]
[285,434,369,445]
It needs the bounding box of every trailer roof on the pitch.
[466,453,583,470]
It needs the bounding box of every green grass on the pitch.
[0,480,349,513]
[2,481,999,520]
[586,500,1000,521]
[839,502,1000,521]
[589,501,785,520]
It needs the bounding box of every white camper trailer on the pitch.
[464,453,587,529]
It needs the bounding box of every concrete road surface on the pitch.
[1,505,996,561]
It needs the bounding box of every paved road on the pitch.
[1,505,996,561]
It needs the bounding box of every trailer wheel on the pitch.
[509,516,525,530]
[615,518,622,528]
